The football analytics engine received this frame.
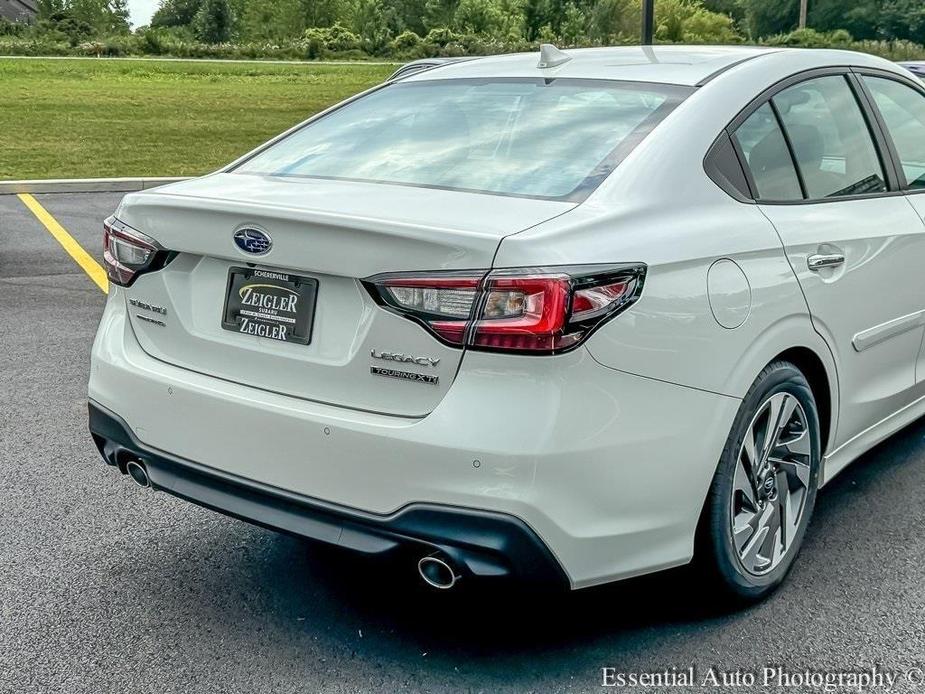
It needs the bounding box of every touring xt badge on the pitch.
[370,349,440,367]
[370,367,439,386]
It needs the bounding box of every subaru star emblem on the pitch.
[233,228,272,255]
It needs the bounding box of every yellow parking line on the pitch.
[18,193,109,294]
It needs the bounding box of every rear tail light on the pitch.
[469,273,572,351]
[364,264,645,354]
[103,217,171,286]
[377,273,481,344]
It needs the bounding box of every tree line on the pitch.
[145,0,925,47]
[2,0,925,61]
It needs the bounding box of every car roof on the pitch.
[399,45,780,86]
[399,45,916,87]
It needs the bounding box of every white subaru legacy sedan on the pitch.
[89,45,925,602]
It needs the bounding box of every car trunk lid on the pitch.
[115,174,574,417]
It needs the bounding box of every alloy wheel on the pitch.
[730,392,813,576]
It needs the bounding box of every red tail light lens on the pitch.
[571,280,632,320]
[365,264,645,354]
[470,274,572,351]
[103,217,169,287]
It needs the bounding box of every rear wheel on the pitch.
[701,361,821,602]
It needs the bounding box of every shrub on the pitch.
[764,28,853,48]
[653,0,742,44]
[78,40,106,57]
[849,38,925,61]
[102,34,139,56]
[389,30,427,58]
[302,34,324,58]
[136,26,185,55]
[40,12,97,46]
[424,26,461,47]
[0,36,70,55]
[302,23,361,52]
[391,29,423,51]
[0,17,28,37]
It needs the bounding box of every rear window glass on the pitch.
[233,78,692,201]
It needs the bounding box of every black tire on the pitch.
[698,360,822,602]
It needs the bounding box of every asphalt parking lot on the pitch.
[3,191,925,694]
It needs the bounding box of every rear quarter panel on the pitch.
[493,55,841,421]
[494,192,825,402]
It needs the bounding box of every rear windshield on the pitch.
[233,78,692,201]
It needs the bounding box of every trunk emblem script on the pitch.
[370,349,440,367]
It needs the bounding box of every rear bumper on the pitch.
[90,288,742,588]
[89,401,569,588]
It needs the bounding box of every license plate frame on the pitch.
[221,267,318,345]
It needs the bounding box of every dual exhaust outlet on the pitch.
[124,458,461,590]
[125,459,151,489]
[417,554,460,590]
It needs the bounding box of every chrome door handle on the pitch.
[807,253,845,271]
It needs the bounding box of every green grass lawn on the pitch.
[0,59,395,180]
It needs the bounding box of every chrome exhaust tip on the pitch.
[417,555,459,590]
[125,460,151,488]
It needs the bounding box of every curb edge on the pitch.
[0,177,190,195]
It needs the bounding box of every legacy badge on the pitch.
[370,349,440,367]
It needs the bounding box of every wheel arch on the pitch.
[721,313,839,458]
[772,346,835,457]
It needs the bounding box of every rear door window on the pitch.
[861,75,925,190]
[772,75,887,199]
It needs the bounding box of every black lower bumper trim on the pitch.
[88,402,569,588]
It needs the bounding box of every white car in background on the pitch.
[898,61,925,80]
[89,45,925,602]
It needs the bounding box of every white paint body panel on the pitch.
[89,46,925,588]
[900,194,925,383]
[759,198,925,449]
